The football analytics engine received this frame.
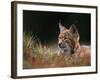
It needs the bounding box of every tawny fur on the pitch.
[74,46,91,65]
[58,23,91,65]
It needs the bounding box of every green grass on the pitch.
[23,32,91,69]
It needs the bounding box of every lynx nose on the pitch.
[58,43,65,48]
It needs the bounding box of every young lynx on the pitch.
[58,22,91,64]
[58,22,80,55]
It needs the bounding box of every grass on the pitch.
[23,32,91,69]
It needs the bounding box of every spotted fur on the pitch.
[58,22,80,55]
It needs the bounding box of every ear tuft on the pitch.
[69,24,79,38]
[59,21,66,32]
[69,24,77,33]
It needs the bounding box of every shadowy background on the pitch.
[23,10,91,45]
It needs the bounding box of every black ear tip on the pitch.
[71,24,77,30]
[59,20,63,27]
[59,20,61,24]
[72,24,76,27]
[69,24,78,33]
[59,20,61,23]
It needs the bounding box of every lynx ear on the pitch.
[69,24,79,37]
[59,21,66,32]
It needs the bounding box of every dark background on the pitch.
[23,10,91,45]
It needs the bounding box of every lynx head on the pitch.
[58,22,80,54]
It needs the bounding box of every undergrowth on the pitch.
[23,32,90,69]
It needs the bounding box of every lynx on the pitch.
[58,22,91,64]
[58,22,80,55]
